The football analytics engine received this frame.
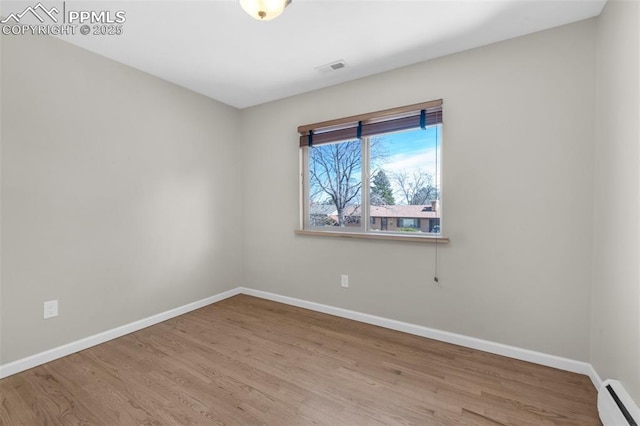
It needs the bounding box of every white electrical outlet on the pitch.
[341,274,349,288]
[43,300,58,319]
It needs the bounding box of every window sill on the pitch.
[294,229,449,243]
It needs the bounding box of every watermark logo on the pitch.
[1,2,126,36]
[1,3,59,24]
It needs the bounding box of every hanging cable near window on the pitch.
[433,124,440,283]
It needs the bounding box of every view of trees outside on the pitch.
[308,126,441,230]
[370,170,395,206]
[389,170,439,205]
[308,140,362,227]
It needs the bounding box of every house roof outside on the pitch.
[370,205,439,219]
[309,204,339,216]
[315,204,440,219]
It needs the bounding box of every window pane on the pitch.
[308,139,362,228]
[369,126,441,234]
[398,218,419,228]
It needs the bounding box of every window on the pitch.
[398,218,420,229]
[299,100,443,239]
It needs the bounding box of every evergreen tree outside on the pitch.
[370,170,395,205]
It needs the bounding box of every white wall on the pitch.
[592,0,640,403]
[0,34,242,363]
[240,20,597,361]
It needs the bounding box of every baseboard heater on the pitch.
[598,380,639,426]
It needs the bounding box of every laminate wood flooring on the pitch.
[0,294,601,425]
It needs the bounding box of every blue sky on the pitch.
[308,125,442,205]
[374,125,442,188]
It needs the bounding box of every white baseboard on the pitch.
[238,287,600,388]
[0,285,603,392]
[0,287,241,379]
[587,363,604,390]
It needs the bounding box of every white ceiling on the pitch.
[4,0,607,108]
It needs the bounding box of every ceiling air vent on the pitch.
[315,60,348,74]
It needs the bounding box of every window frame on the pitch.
[297,100,448,244]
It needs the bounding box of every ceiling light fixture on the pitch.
[239,0,291,21]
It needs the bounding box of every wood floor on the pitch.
[0,294,600,425]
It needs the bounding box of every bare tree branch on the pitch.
[309,141,362,226]
[391,169,439,205]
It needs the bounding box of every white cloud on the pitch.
[381,148,440,176]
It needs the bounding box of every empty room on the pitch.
[1,0,639,424]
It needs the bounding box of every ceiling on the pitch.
[4,0,607,108]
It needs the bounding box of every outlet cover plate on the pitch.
[44,300,58,319]
[341,275,349,288]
